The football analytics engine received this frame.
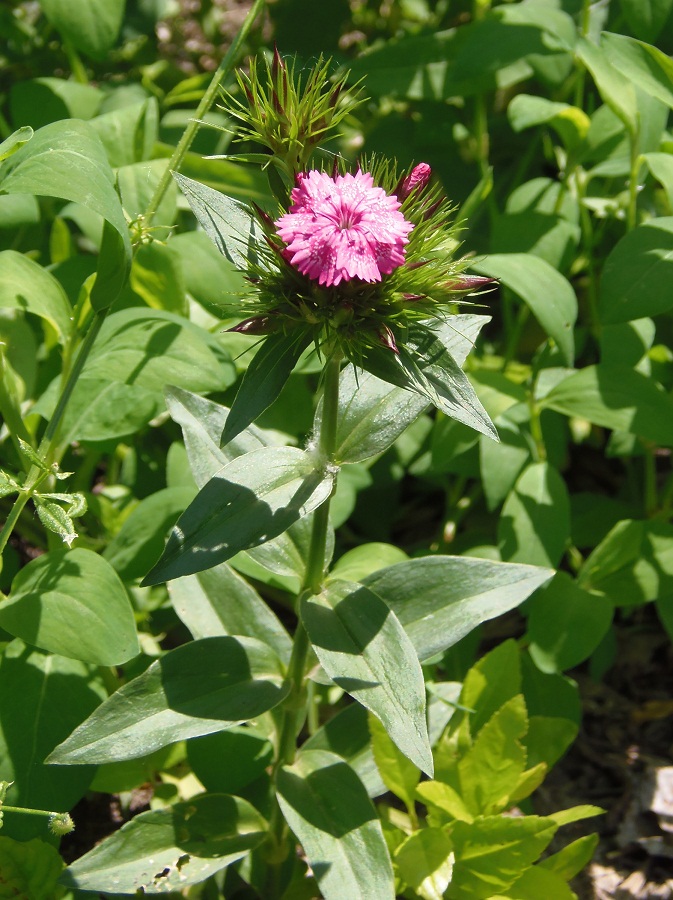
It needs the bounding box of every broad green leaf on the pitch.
[578,519,673,607]
[168,230,247,317]
[117,158,177,227]
[83,308,235,398]
[368,713,420,809]
[0,837,63,900]
[547,805,603,827]
[90,98,158,167]
[187,729,273,794]
[480,409,531,511]
[301,580,433,776]
[541,365,673,446]
[1,548,139,665]
[461,640,522,738]
[619,0,673,42]
[0,126,33,162]
[222,330,313,446]
[326,315,489,463]
[363,557,553,662]
[9,78,102,130]
[142,446,334,584]
[0,250,72,343]
[103,487,195,582]
[173,172,261,269]
[645,153,673,212]
[600,318,655,368]
[507,94,590,150]
[169,561,292,665]
[60,793,266,893]
[598,218,673,324]
[416,781,474,824]
[539,833,599,880]
[303,703,387,799]
[447,815,557,899]
[348,6,572,101]
[576,37,638,132]
[500,865,575,900]
[499,462,570,568]
[330,543,408,583]
[276,749,395,900]
[602,32,673,111]
[458,696,527,817]
[394,829,454,900]
[360,324,497,440]
[0,639,103,809]
[39,0,125,59]
[472,254,576,366]
[526,572,613,673]
[525,716,578,770]
[0,120,131,263]
[48,636,288,764]
[130,241,187,315]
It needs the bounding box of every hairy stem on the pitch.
[143,0,267,226]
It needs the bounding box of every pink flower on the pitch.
[274,170,414,287]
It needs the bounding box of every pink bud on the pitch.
[446,275,496,292]
[397,163,432,200]
[378,324,399,354]
[227,316,273,335]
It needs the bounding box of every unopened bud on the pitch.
[403,293,426,301]
[446,275,496,292]
[396,163,432,200]
[227,316,273,335]
[378,324,399,354]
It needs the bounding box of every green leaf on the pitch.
[169,561,292,665]
[117,158,177,227]
[394,828,454,900]
[526,572,614,673]
[499,462,570,568]
[363,557,553,662]
[276,749,395,900]
[1,548,139,665]
[60,793,266,893]
[327,315,489,464]
[173,171,261,269]
[90,98,158,168]
[447,815,557,899]
[0,126,33,163]
[618,0,673,42]
[507,94,590,150]
[602,32,673,111]
[0,837,63,900]
[472,254,576,366]
[39,0,125,59]
[34,498,78,547]
[541,364,673,446]
[0,120,131,264]
[576,37,638,132]
[330,543,408,583]
[47,635,288,764]
[539,833,599,881]
[187,729,273,794]
[0,250,72,343]
[0,639,103,809]
[168,230,247,317]
[222,330,313,447]
[645,152,673,212]
[598,217,673,324]
[480,410,531,511]
[525,717,578,770]
[303,703,387,799]
[143,446,334,584]
[547,805,603,827]
[416,781,474,824]
[103,487,195,582]
[360,323,497,440]
[458,696,528,817]
[130,241,187,315]
[500,865,576,899]
[368,713,420,809]
[301,580,433,776]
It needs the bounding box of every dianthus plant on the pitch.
[53,53,511,899]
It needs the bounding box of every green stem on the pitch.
[63,38,89,85]
[573,0,592,108]
[528,393,547,462]
[265,351,342,894]
[576,169,600,336]
[627,129,641,232]
[644,444,657,517]
[143,0,267,226]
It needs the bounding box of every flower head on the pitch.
[274,170,414,287]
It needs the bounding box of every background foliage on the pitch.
[2,0,673,897]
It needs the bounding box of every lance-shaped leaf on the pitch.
[47,636,288,764]
[59,794,266,894]
[363,556,554,661]
[318,316,490,464]
[222,329,312,447]
[277,749,395,900]
[360,323,497,440]
[142,446,334,584]
[173,171,261,269]
[301,580,433,776]
[0,250,72,343]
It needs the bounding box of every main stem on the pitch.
[266,351,342,890]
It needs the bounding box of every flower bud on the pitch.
[227,315,274,335]
[378,324,399,354]
[396,163,432,200]
[446,275,495,292]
